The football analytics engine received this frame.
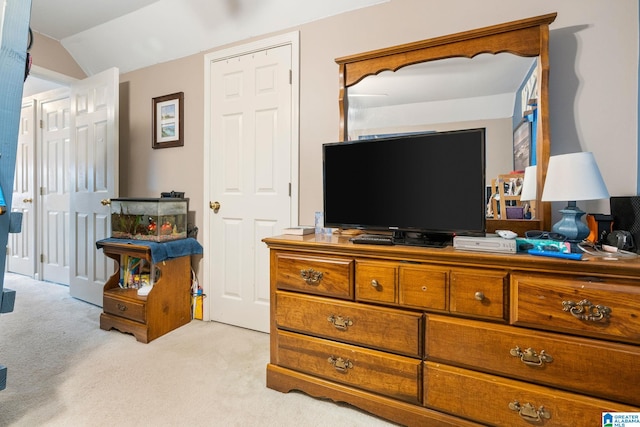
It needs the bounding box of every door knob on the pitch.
[23,198,33,203]
[210,201,221,213]
[100,199,111,206]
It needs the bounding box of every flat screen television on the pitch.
[322,128,486,246]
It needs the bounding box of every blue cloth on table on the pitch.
[96,237,203,264]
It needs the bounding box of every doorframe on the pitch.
[202,31,300,322]
[29,65,78,89]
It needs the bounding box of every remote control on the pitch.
[528,249,583,260]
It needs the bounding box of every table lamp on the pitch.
[541,152,609,241]
[519,165,537,219]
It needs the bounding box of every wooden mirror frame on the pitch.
[335,13,557,236]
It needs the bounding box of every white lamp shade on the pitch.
[541,152,609,202]
[519,165,537,201]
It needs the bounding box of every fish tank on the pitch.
[110,198,188,242]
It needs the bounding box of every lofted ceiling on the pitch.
[25,0,533,118]
[28,0,387,76]
[29,0,163,40]
[25,0,388,96]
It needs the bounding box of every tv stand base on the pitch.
[392,231,451,247]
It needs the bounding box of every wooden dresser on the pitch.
[263,234,640,426]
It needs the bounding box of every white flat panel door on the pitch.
[8,100,36,277]
[208,44,293,332]
[69,68,119,306]
[39,92,71,285]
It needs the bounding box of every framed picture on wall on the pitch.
[152,92,184,149]
[513,120,531,171]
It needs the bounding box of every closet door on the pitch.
[205,34,299,332]
[7,100,36,277]
[69,67,119,306]
[39,91,72,285]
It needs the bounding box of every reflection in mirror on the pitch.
[347,54,538,184]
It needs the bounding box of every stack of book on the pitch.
[282,227,314,235]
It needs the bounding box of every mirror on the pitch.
[346,54,537,182]
[336,13,556,236]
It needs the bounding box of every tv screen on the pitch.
[322,129,486,245]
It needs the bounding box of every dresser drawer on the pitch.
[424,362,639,427]
[103,290,146,323]
[276,291,423,357]
[450,268,508,320]
[425,315,640,406]
[274,252,354,299]
[276,330,422,404]
[355,260,397,304]
[399,265,448,310]
[356,261,448,310]
[511,274,640,344]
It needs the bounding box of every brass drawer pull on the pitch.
[327,315,353,331]
[371,279,379,288]
[562,299,611,322]
[510,346,553,367]
[328,356,353,373]
[474,291,485,301]
[117,303,127,312]
[300,268,323,285]
[508,401,551,422]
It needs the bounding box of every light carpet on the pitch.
[0,273,396,427]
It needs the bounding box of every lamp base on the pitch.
[551,202,590,242]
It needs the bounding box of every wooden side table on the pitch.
[97,238,201,343]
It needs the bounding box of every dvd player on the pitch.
[453,235,517,254]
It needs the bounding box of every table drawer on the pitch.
[276,291,423,357]
[424,362,639,427]
[274,252,354,299]
[450,268,508,321]
[511,274,640,344]
[276,330,422,404]
[103,292,146,323]
[425,315,640,406]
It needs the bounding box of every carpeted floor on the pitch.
[0,273,396,426]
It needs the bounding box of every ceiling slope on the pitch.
[29,0,388,76]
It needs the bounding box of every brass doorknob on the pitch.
[100,199,111,206]
[23,198,33,203]
[210,201,221,213]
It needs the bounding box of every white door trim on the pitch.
[203,31,300,322]
[29,65,78,86]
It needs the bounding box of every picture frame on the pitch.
[512,119,531,171]
[152,92,184,149]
